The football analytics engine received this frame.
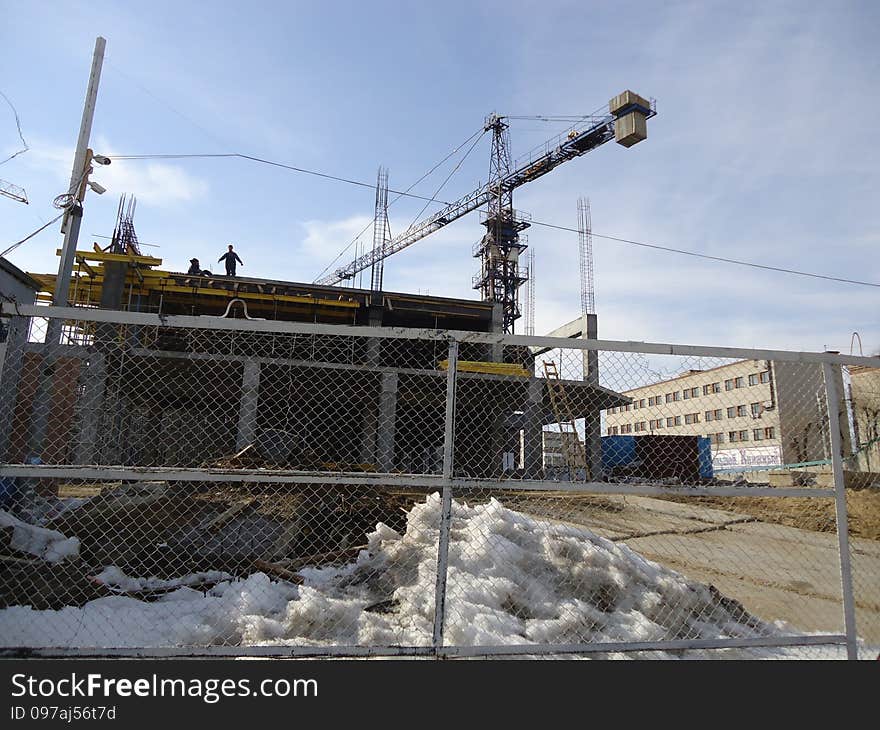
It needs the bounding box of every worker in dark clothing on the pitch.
[187,258,211,276]
[218,244,243,277]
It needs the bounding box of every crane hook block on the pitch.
[609,90,651,148]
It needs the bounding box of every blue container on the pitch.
[601,436,637,468]
[697,436,714,478]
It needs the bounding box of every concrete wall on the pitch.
[849,366,880,472]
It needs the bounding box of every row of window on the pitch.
[609,371,771,414]
[612,402,765,427]
[607,425,776,442]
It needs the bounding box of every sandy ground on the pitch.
[659,490,880,540]
[509,492,880,646]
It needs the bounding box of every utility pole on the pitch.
[48,36,107,343]
[29,36,107,463]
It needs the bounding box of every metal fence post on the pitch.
[432,338,458,654]
[822,362,858,659]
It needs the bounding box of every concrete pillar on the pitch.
[523,377,544,478]
[582,313,603,480]
[0,316,28,461]
[376,371,398,472]
[95,262,128,345]
[365,303,383,365]
[236,360,261,450]
[359,396,377,465]
[74,352,106,464]
[490,302,504,362]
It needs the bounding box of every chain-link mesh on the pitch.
[0,307,877,658]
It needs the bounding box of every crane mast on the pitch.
[316,91,655,332]
[472,114,529,332]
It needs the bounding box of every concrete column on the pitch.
[523,377,544,478]
[490,302,504,362]
[95,261,128,345]
[0,316,28,461]
[365,303,383,365]
[376,371,398,472]
[582,313,603,479]
[74,352,106,464]
[359,397,377,465]
[236,360,261,450]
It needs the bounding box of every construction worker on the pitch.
[218,244,243,277]
[187,258,211,276]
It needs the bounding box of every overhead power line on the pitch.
[528,220,880,289]
[0,89,29,166]
[0,213,64,258]
[312,127,486,283]
[109,153,447,204]
[105,152,880,289]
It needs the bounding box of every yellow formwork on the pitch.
[437,359,531,378]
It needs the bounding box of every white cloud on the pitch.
[17,137,208,208]
[298,215,374,279]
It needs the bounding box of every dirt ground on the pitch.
[659,490,880,541]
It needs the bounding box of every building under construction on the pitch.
[7,244,624,480]
[4,91,660,480]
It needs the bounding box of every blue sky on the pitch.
[1,0,877,353]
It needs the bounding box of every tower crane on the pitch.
[316,90,655,332]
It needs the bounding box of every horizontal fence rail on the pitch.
[0,305,877,659]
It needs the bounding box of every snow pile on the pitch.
[0,494,796,653]
[0,510,80,563]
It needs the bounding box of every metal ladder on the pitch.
[543,360,587,475]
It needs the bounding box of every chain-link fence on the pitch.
[1,304,878,658]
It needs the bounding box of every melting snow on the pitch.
[0,510,80,563]
[0,494,842,657]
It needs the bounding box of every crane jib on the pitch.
[319,99,655,286]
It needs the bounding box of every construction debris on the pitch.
[0,480,423,611]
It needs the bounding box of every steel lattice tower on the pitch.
[370,167,391,292]
[577,197,595,315]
